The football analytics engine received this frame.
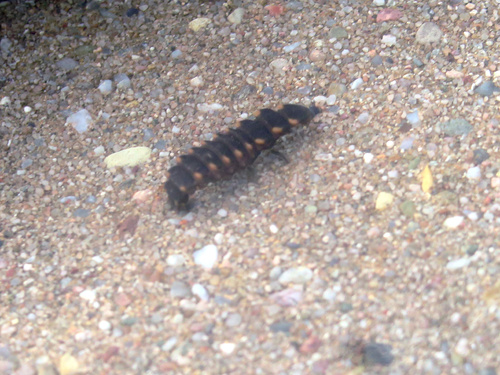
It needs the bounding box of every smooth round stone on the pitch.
[225,313,242,327]
[191,283,209,301]
[98,80,113,95]
[167,254,186,267]
[278,267,313,284]
[474,81,499,97]
[416,22,443,44]
[193,244,218,269]
[228,8,245,24]
[170,281,191,298]
[98,320,112,331]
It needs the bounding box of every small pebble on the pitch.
[217,209,227,218]
[99,320,112,331]
[375,192,394,210]
[416,22,442,44]
[167,254,186,267]
[66,109,93,134]
[350,78,364,89]
[225,313,242,327]
[443,216,464,229]
[193,244,218,269]
[446,258,471,270]
[170,281,191,298]
[56,58,79,71]
[279,267,313,284]
[466,166,481,180]
[191,283,209,301]
[363,153,374,164]
[363,343,394,366]
[220,342,236,355]
[98,80,113,95]
[114,74,131,90]
[228,8,245,24]
[474,81,499,97]
[161,337,177,352]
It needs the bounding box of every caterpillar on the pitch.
[165,103,321,210]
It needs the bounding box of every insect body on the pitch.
[165,103,320,210]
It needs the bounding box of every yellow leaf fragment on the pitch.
[421,164,433,193]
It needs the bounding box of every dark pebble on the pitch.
[270,321,293,333]
[285,242,301,249]
[73,208,91,218]
[385,57,394,65]
[479,367,497,375]
[371,55,383,67]
[154,140,167,150]
[339,302,353,313]
[363,342,394,366]
[143,128,154,141]
[465,244,479,256]
[126,8,139,17]
[262,86,274,95]
[413,57,425,67]
[473,149,490,165]
[0,240,3,247]
[474,81,500,97]
[121,317,138,326]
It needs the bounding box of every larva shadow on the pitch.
[165,104,321,211]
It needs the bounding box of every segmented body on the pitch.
[165,103,320,209]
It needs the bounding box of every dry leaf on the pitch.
[421,164,433,193]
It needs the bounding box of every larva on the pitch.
[165,103,320,210]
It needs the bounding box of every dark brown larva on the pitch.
[165,103,320,209]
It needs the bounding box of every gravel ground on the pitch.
[1,0,500,374]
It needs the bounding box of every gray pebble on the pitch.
[225,313,242,327]
[269,321,292,333]
[73,208,91,218]
[371,55,383,66]
[363,342,394,366]
[171,50,182,58]
[98,80,113,95]
[56,58,79,71]
[0,37,12,53]
[415,22,442,44]
[440,118,473,136]
[474,81,500,97]
[473,149,489,165]
[114,73,131,90]
[170,281,191,298]
[329,26,348,39]
[21,159,33,169]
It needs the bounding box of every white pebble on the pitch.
[98,80,113,95]
[466,166,481,180]
[269,224,279,234]
[279,267,313,284]
[220,342,236,355]
[94,146,105,155]
[386,140,395,148]
[79,289,96,301]
[24,106,32,113]
[443,216,464,229]
[193,245,218,269]
[162,337,178,352]
[313,95,327,105]
[228,8,245,24]
[327,94,337,105]
[66,109,93,134]
[455,338,470,357]
[0,96,11,106]
[190,76,204,87]
[350,77,364,89]
[446,257,471,270]
[98,320,112,331]
[382,35,397,46]
[217,209,227,218]
[363,153,374,164]
[167,254,186,267]
[191,283,209,301]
